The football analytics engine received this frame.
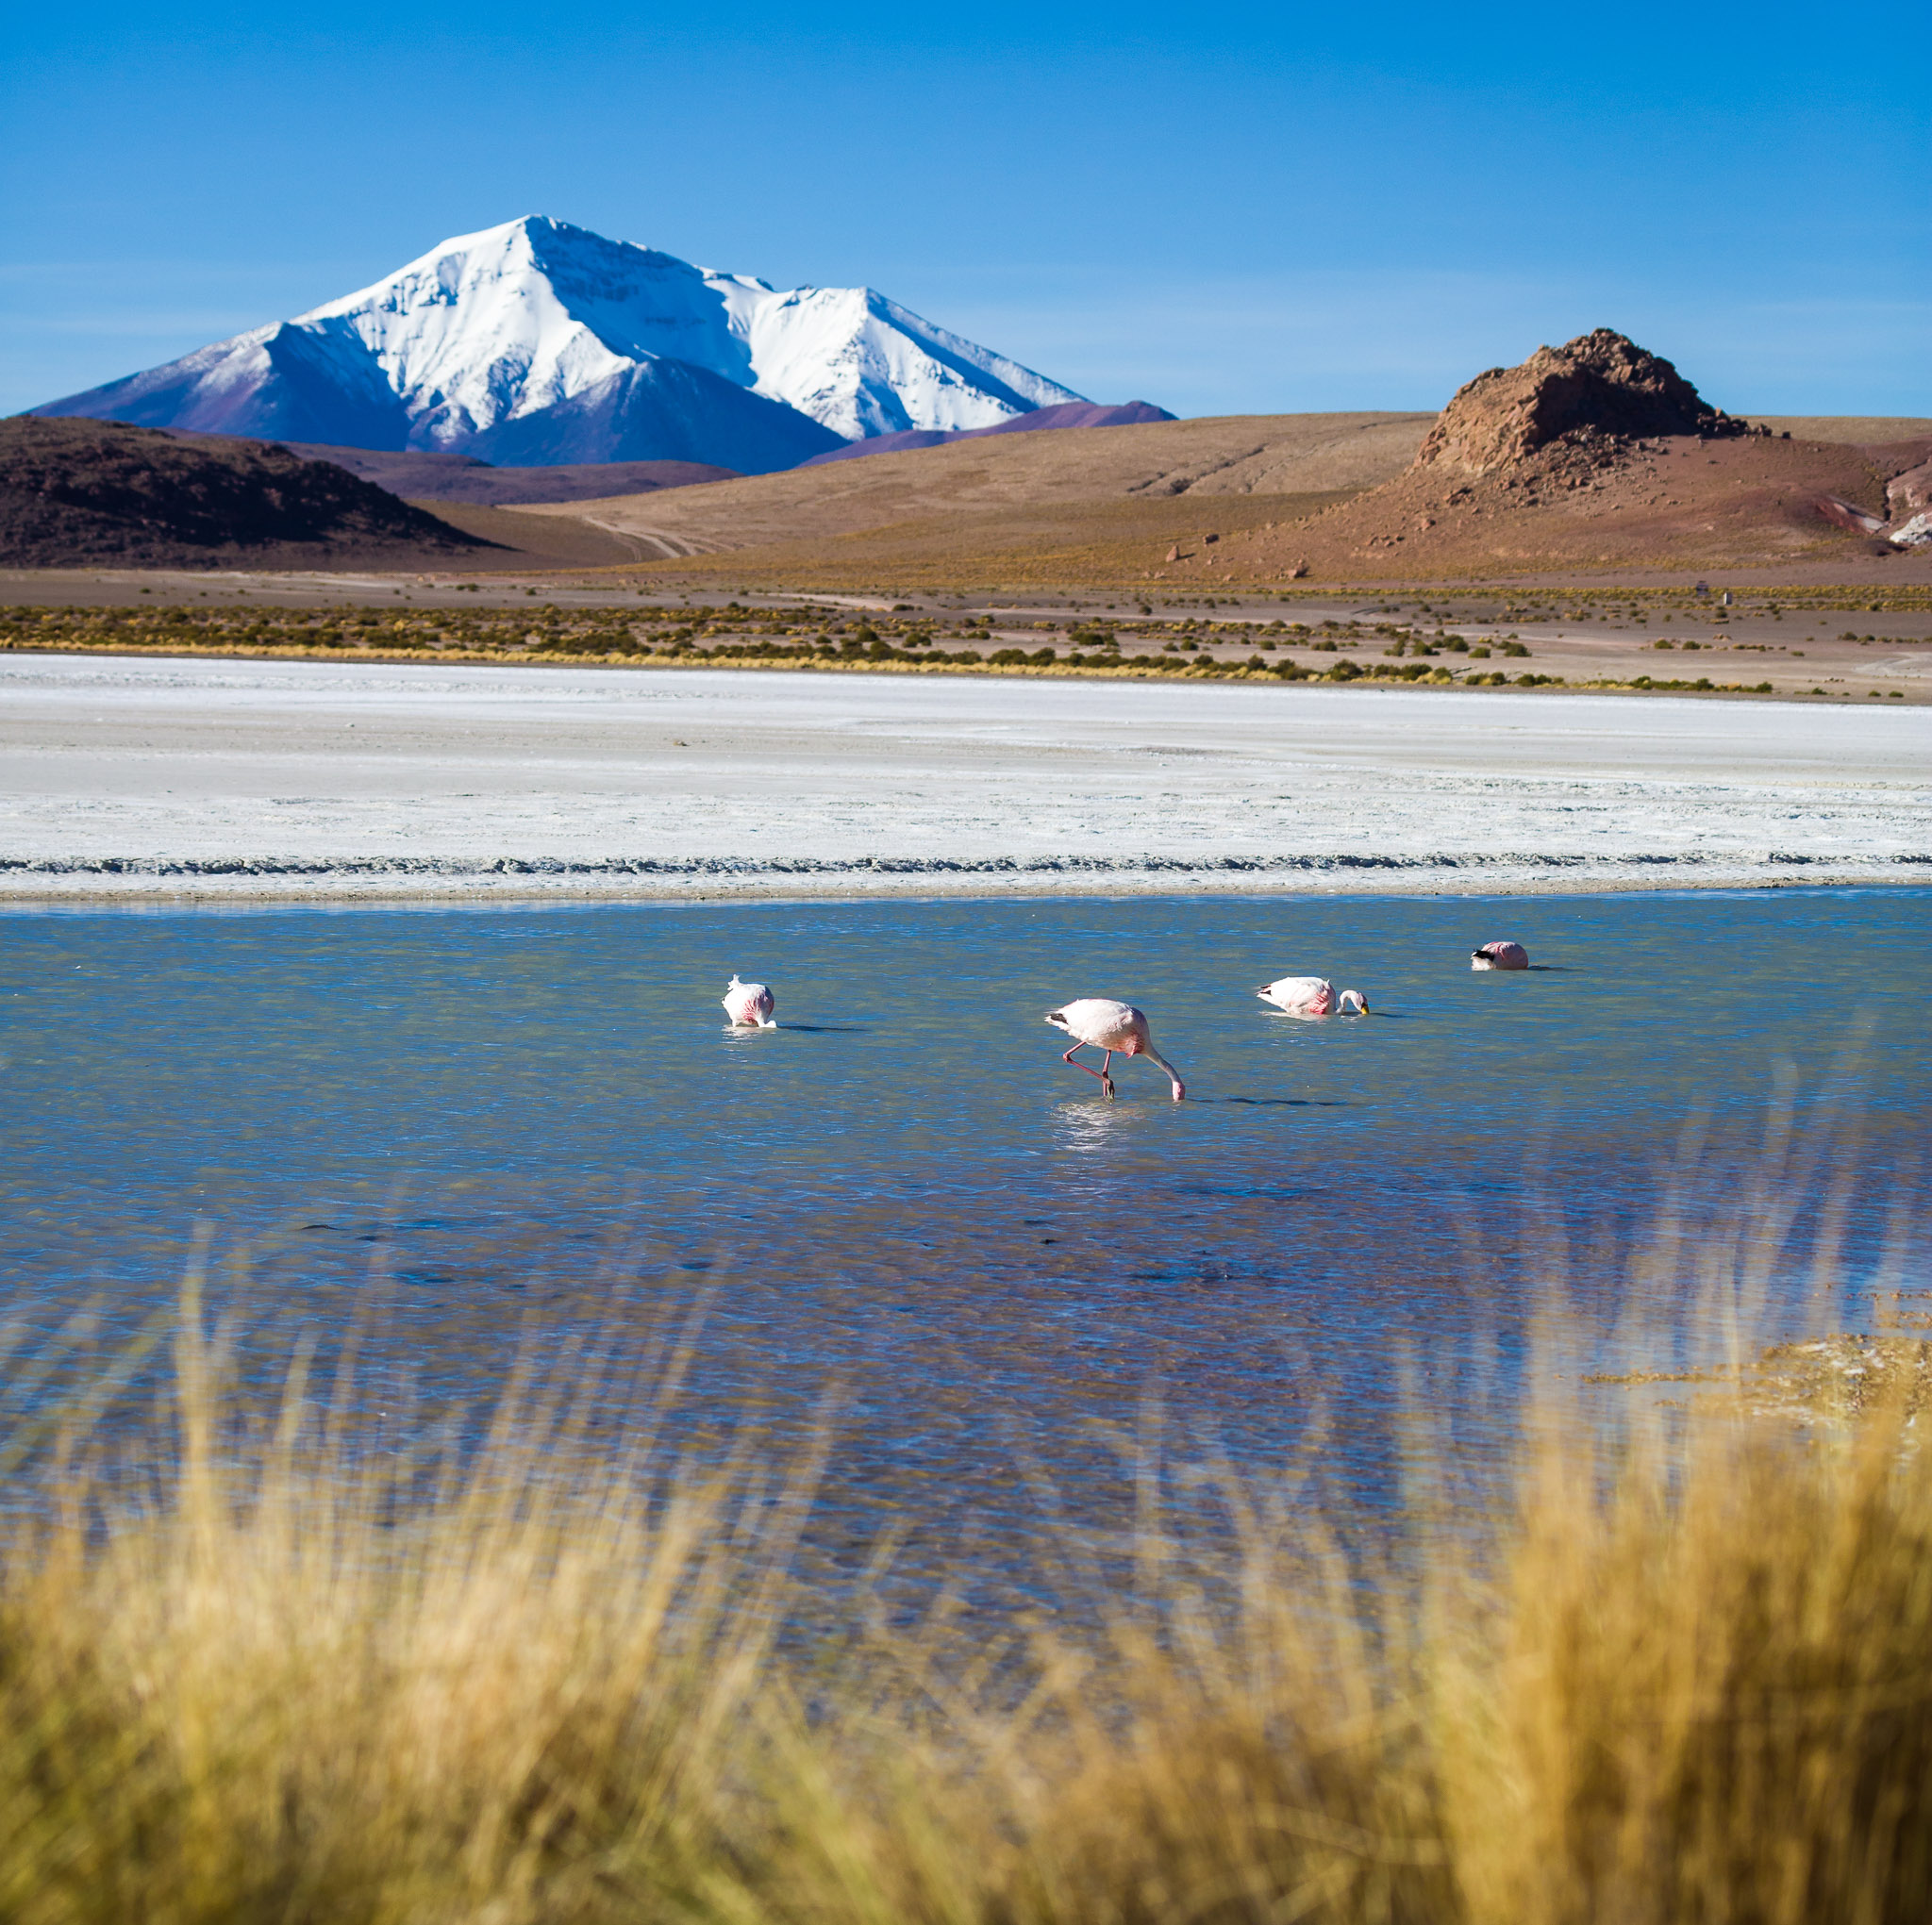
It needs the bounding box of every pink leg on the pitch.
[1062,1043,1118,1096]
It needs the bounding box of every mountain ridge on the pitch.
[30,216,1087,473]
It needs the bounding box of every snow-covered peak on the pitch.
[33,217,1087,470]
[296,217,759,445]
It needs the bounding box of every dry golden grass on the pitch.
[589,488,1360,590]
[1749,417,1932,446]
[5,1246,1932,1925]
[515,412,1433,554]
[405,501,659,568]
[504,413,1428,588]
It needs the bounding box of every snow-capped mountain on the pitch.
[31,217,1087,473]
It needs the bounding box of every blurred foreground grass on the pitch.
[2,1278,1931,1925]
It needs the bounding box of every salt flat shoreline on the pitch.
[4,858,1927,909]
[3,653,1924,904]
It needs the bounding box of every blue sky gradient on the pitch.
[4,1,1925,420]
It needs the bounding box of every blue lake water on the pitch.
[2,888,1927,1578]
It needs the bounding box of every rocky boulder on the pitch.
[1887,453,1932,521]
[1414,329,1753,476]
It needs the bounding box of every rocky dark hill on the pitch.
[0,416,492,567]
[1415,329,1757,476]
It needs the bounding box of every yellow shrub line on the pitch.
[0,637,1803,695]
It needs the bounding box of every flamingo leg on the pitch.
[1062,1042,1114,1092]
[1060,1043,1119,1098]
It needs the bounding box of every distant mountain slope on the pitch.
[0,417,491,568]
[179,438,739,506]
[459,357,837,470]
[521,411,1433,559]
[799,400,1176,467]
[31,216,1087,472]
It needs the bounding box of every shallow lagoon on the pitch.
[2,888,1927,1572]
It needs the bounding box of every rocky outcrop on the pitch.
[1815,494,1890,536]
[1414,329,1754,476]
[1887,454,1932,522]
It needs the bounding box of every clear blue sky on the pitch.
[4,0,1925,420]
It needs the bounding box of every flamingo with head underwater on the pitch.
[722,973,777,1027]
[1257,975,1370,1016]
[1471,941,1529,971]
[1045,998,1185,1101]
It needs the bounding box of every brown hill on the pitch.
[1182,429,1932,584]
[407,501,675,567]
[1189,337,1932,583]
[510,384,1932,587]
[1414,328,1751,474]
[1748,416,1932,446]
[164,436,741,506]
[516,411,1433,568]
[0,417,492,568]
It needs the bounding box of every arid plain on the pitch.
[7,336,1929,905]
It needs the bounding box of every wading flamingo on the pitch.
[1045,999,1185,1102]
[1257,976,1371,1017]
[1471,941,1529,971]
[722,974,777,1027]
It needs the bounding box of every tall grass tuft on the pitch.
[3,1281,1932,1923]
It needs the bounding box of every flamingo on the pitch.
[1045,999,1185,1101]
[1471,941,1529,971]
[722,973,777,1027]
[1257,975,1371,1017]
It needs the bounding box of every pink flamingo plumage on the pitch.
[1471,941,1529,971]
[1045,998,1185,1102]
[722,973,777,1027]
[1256,975,1370,1017]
